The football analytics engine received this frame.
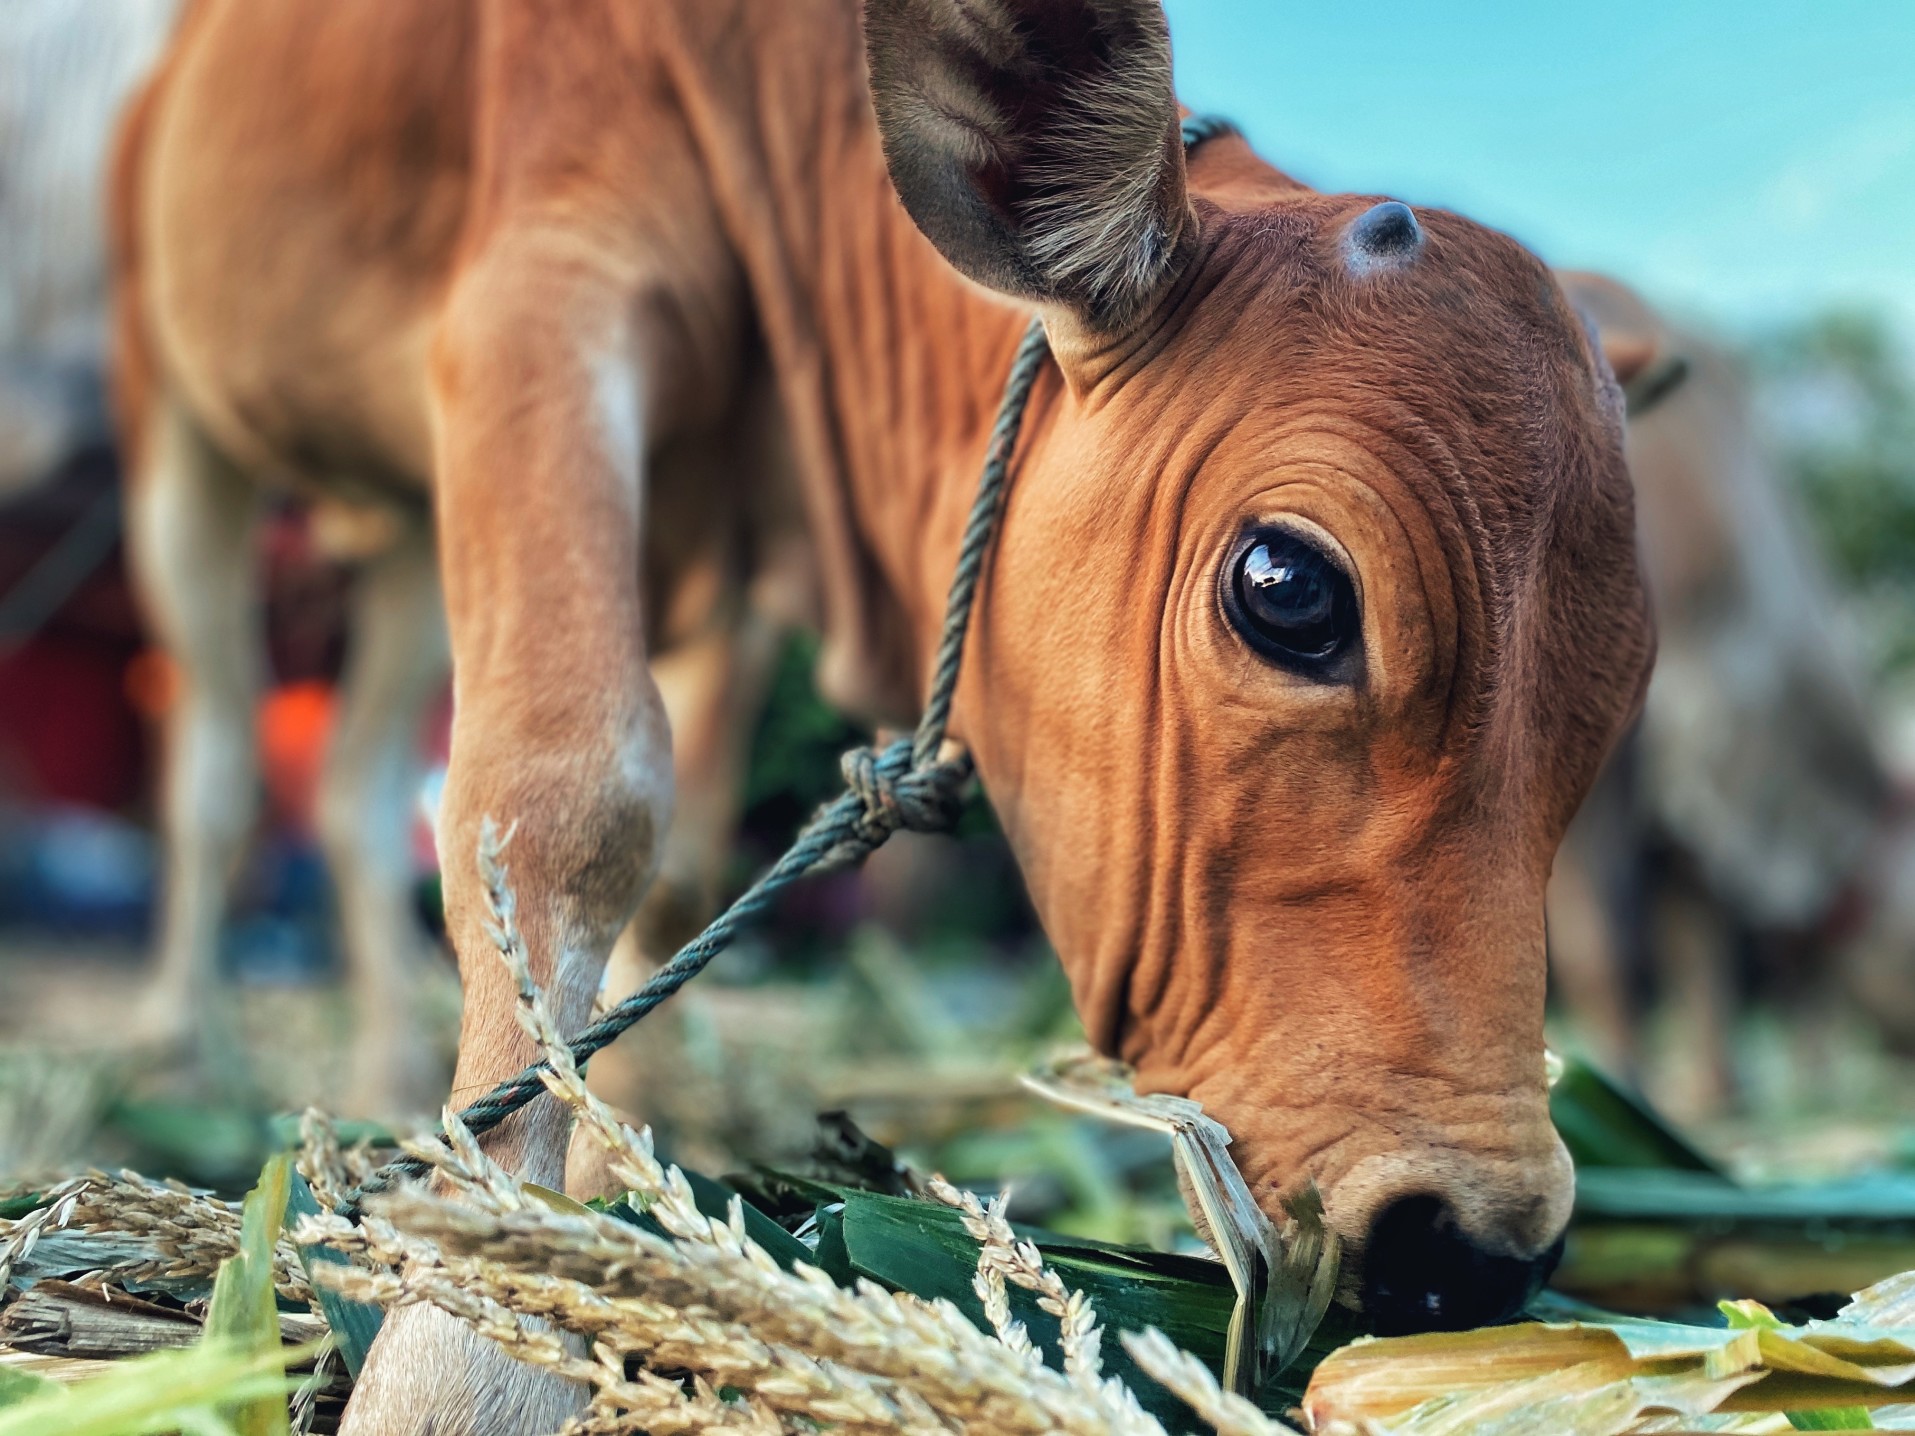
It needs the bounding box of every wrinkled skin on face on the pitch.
[866,0,1654,1328]
[974,187,1651,1287]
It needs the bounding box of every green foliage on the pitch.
[0,1345,304,1436]
[1717,1307,1877,1428]
[286,1172,382,1378]
[202,1155,294,1436]
[607,1167,815,1272]
[742,633,867,824]
[0,1192,45,1222]
[0,1366,56,1409]
[813,1186,1260,1421]
[1549,1057,1724,1175]
[1754,310,1915,669]
[102,1099,274,1193]
[1787,1410,1877,1430]
[736,632,1035,961]
[0,1159,308,1436]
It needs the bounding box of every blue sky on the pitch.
[1162,1,1915,341]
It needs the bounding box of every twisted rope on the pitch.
[342,120,1231,1216]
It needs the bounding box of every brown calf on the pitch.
[116,0,1653,1427]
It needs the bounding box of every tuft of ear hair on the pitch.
[864,0,1191,333]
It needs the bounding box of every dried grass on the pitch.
[8,826,1913,1436]
[279,825,1293,1436]
[0,1167,313,1305]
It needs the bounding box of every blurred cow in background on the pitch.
[0,3,181,899]
[0,0,177,496]
[1549,273,1915,1117]
[0,0,387,1103]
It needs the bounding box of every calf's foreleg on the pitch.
[570,604,786,1197]
[340,243,673,1436]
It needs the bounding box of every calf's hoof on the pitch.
[125,987,199,1057]
[340,1301,584,1436]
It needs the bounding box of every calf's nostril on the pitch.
[1358,1194,1562,1336]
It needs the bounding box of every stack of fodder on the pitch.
[269,850,1334,1434]
[0,1153,344,1434]
[4,837,1915,1434]
[11,1110,1915,1433]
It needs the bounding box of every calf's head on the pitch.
[867,0,1654,1331]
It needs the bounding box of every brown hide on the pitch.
[118,0,1653,1408]
[969,190,1652,1262]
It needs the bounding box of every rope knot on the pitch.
[838,736,973,854]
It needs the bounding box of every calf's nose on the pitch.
[1358,1194,1562,1335]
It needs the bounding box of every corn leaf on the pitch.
[286,1173,382,1379]
[202,1155,291,1436]
[1561,1167,1915,1312]
[1022,1046,1342,1391]
[102,1101,269,1189]
[1303,1293,1915,1432]
[1264,1185,1342,1381]
[1548,1057,1724,1174]
[1787,1410,1875,1429]
[521,1183,595,1217]
[817,1186,1360,1420]
[1576,1171,1915,1224]
[606,1169,814,1272]
[0,1342,308,1436]
[1849,1274,1915,1327]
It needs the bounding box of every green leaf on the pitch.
[1720,1298,1788,1331]
[0,1191,47,1223]
[606,1170,815,1273]
[1575,1168,1915,1221]
[203,1155,292,1436]
[1719,1303,1876,1428]
[1549,1057,1724,1174]
[285,1174,382,1379]
[813,1202,853,1286]
[103,1100,272,1187]
[521,1183,596,1218]
[828,1189,1238,1420]
[0,1342,308,1436]
[804,1187,1355,1414]
[0,1366,59,1410]
[1786,1410,1875,1430]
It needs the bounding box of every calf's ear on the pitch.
[864,0,1191,337]
[1556,270,1672,390]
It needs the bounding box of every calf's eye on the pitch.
[1225,529,1358,669]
